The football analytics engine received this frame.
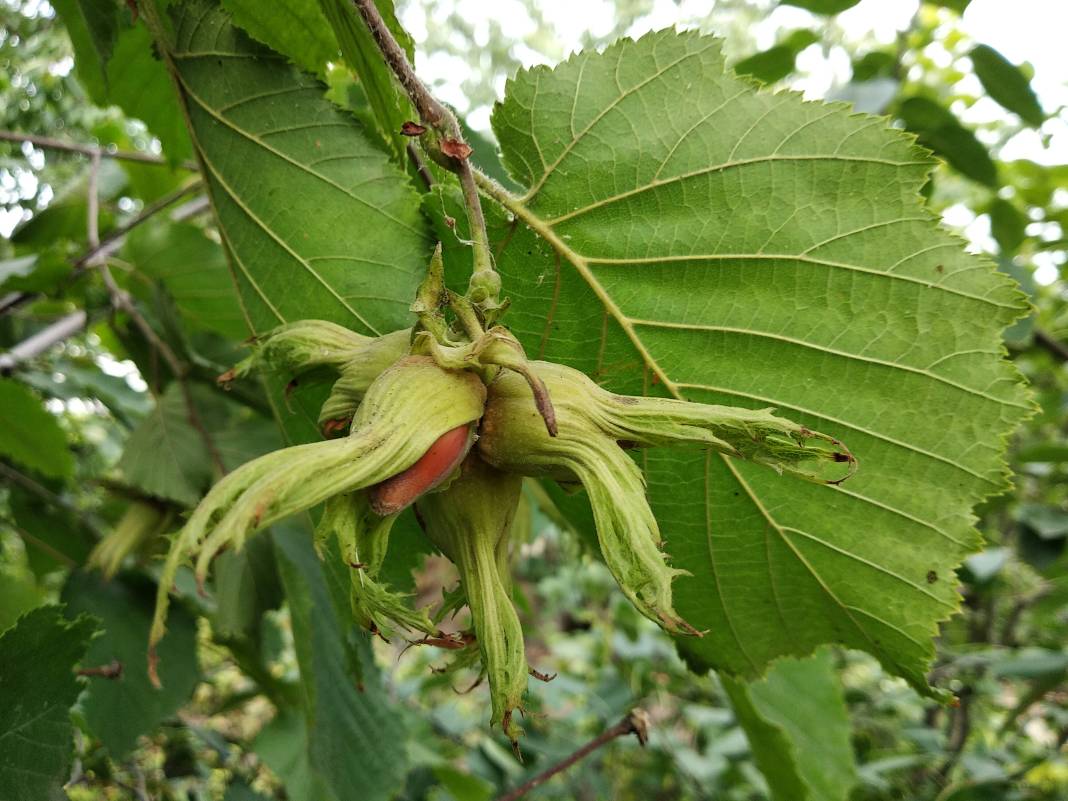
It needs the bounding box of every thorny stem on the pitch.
[350,0,496,284]
[494,710,650,801]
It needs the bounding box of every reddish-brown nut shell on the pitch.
[368,424,473,515]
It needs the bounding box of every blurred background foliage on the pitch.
[0,0,1065,800]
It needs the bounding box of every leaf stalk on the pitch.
[350,0,498,305]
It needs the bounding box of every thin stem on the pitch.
[1034,329,1068,362]
[494,710,650,801]
[0,462,106,540]
[0,179,203,316]
[0,129,199,171]
[460,167,493,275]
[406,141,435,189]
[351,0,496,284]
[349,2,455,134]
[76,178,204,270]
[76,660,123,679]
[85,156,224,476]
[88,150,102,249]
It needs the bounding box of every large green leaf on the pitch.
[0,379,74,479]
[0,606,97,801]
[483,30,1029,692]
[143,0,429,463]
[62,571,200,757]
[272,529,410,801]
[116,383,215,506]
[221,0,339,77]
[156,0,430,337]
[722,648,857,801]
[970,44,1044,128]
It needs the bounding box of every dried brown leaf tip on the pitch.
[440,138,473,160]
[401,121,427,136]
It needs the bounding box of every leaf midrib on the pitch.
[539,154,932,226]
[479,171,959,672]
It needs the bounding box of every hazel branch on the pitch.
[0,178,203,317]
[0,129,199,171]
[494,709,650,801]
[86,155,225,476]
[350,0,496,297]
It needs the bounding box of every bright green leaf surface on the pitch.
[0,606,97,801]
[970,44,1044,128]
[0,379,74,479]
[222,0,339,77]
[273,529,410,801]
[486,30,1029,692]
[723,648,858,801]
[117,383,214,506]
[62,571,200,757]
[161,0,429,337]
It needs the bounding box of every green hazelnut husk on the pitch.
[478,360,856,636]
[417,455,527,749]
[150,356,486,674]
[220,320,385,385]
[316,492,436,637]
[317,328,412,433]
